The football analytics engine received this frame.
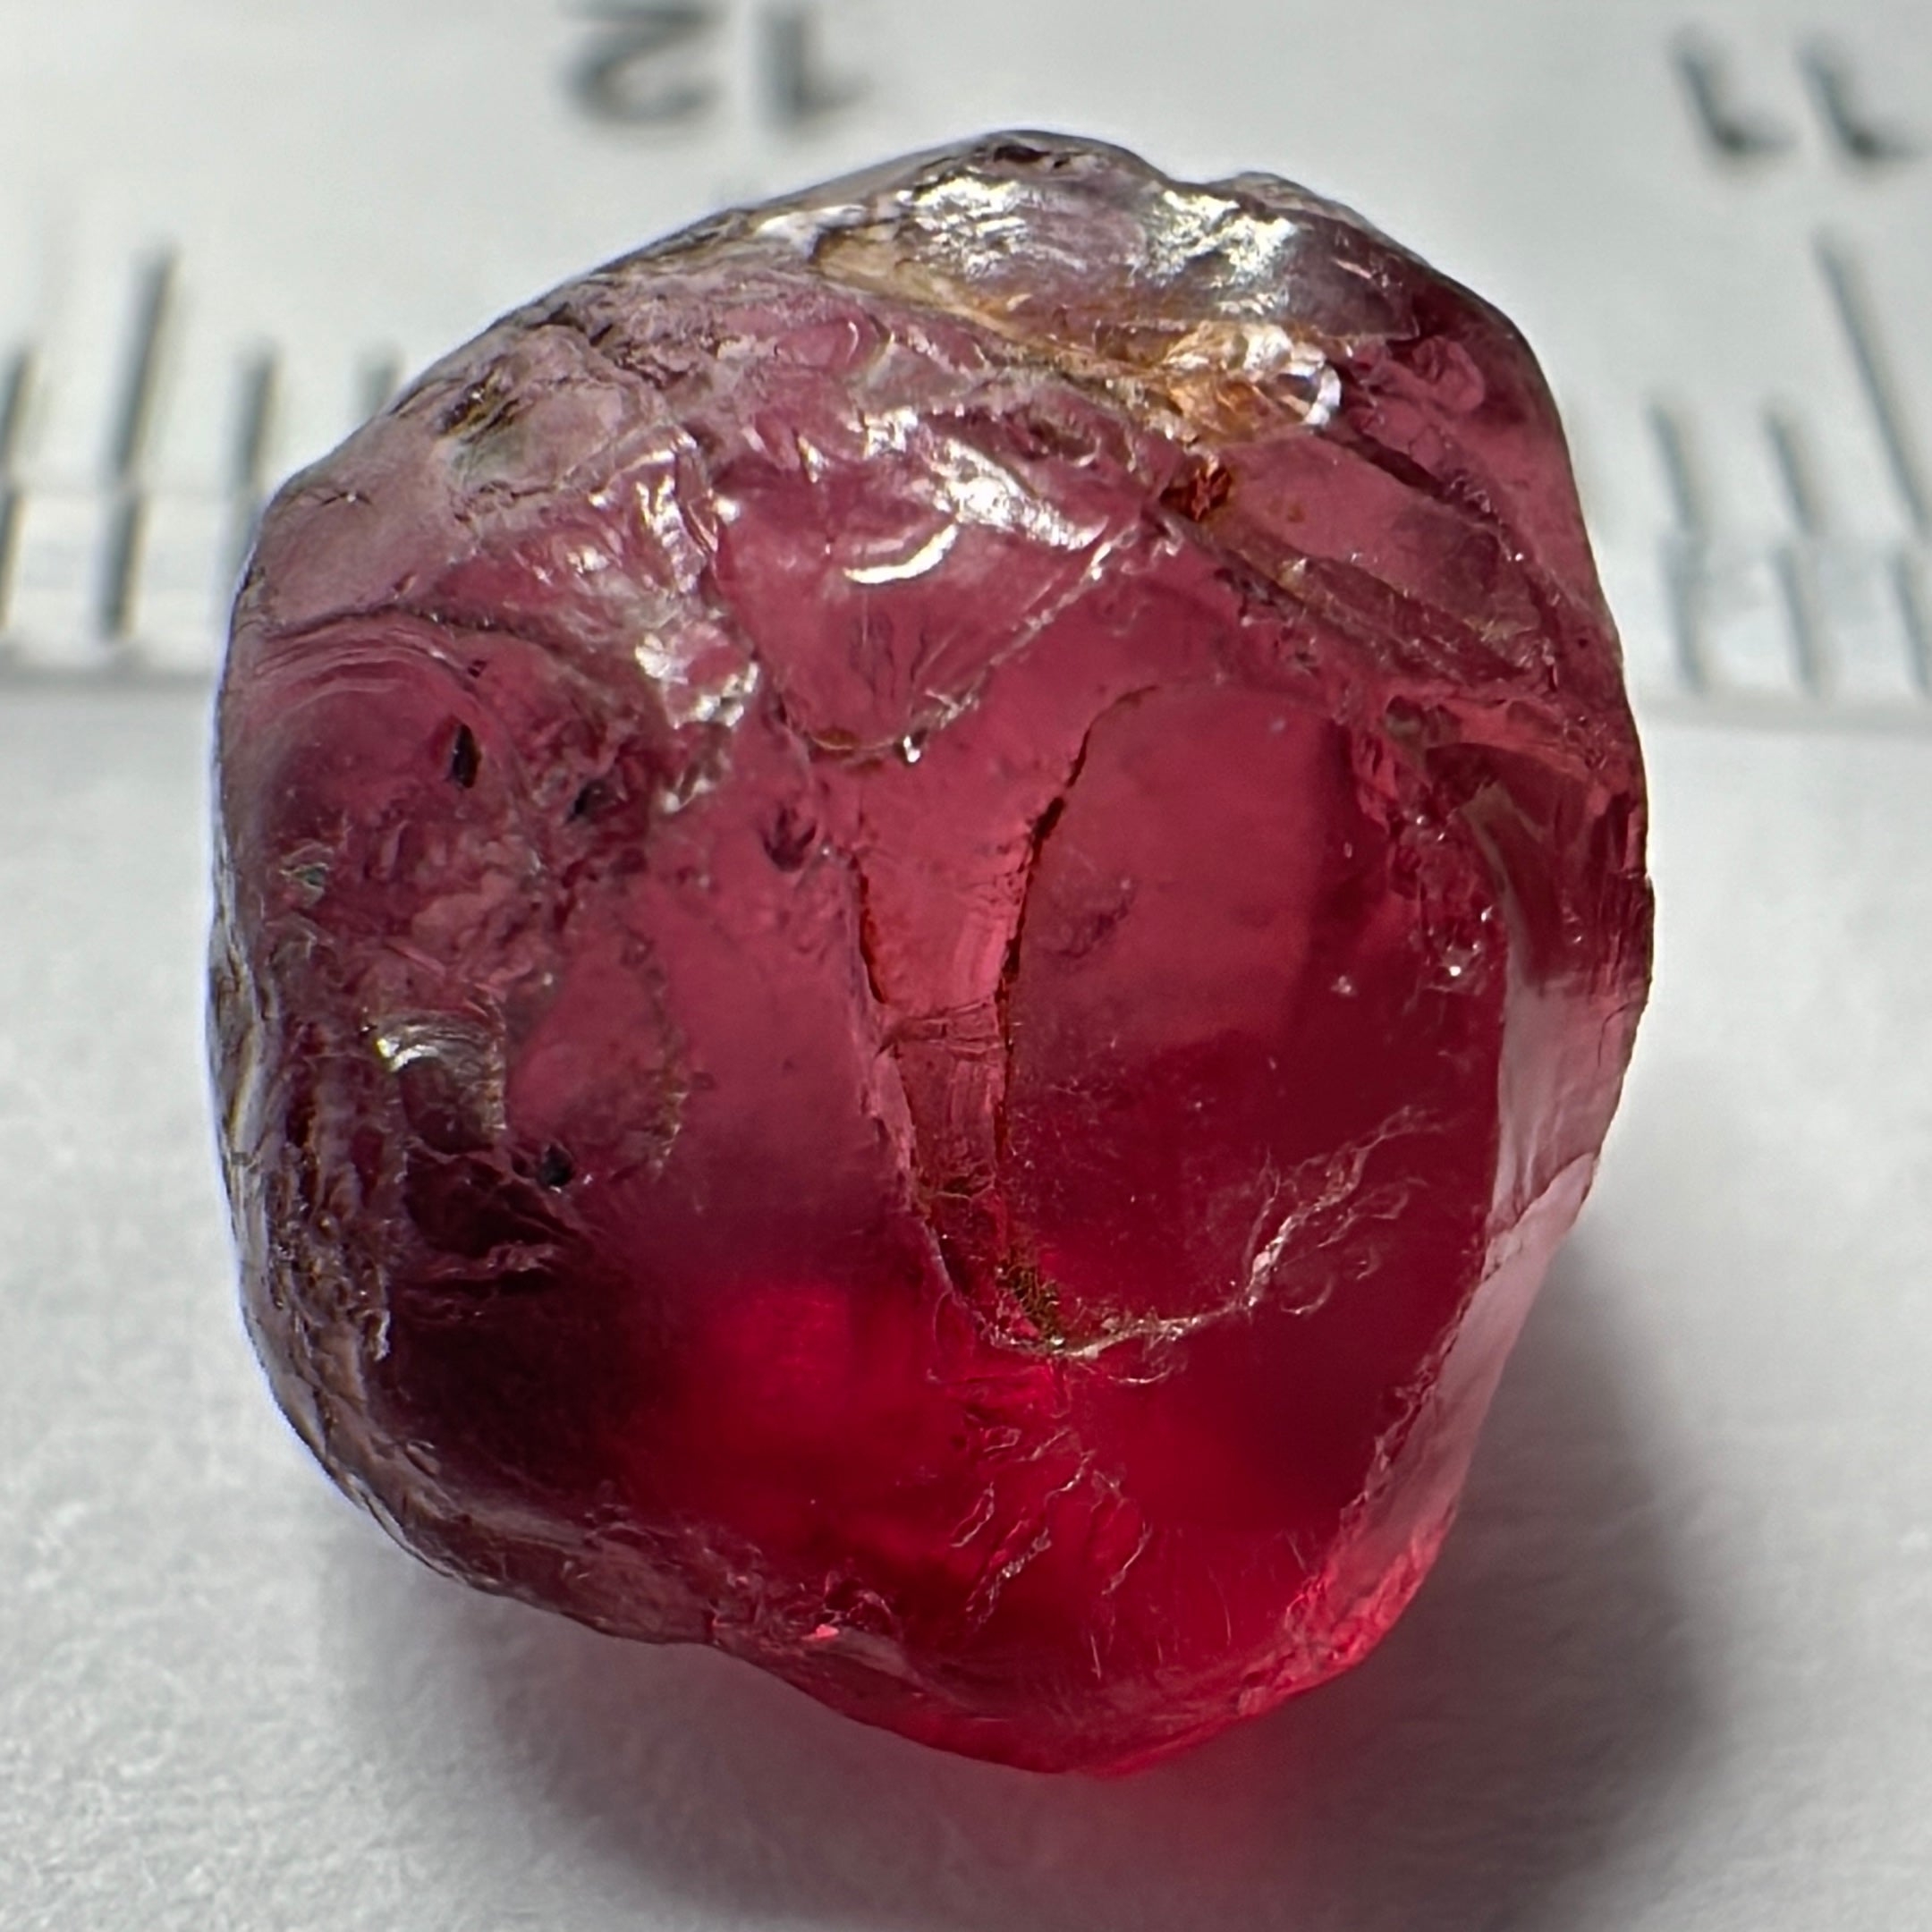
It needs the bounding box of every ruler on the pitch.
[0,0,1928,730]
[8,14,1932,1929]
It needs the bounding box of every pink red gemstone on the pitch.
[211,133,1651,1772]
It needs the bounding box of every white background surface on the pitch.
[4,4,1932,1928]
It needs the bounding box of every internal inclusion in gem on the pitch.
[210,131,1652,1773]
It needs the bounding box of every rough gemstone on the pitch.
[211,132,1652,1774]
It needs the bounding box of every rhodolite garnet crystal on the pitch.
[212,133,1651,1773]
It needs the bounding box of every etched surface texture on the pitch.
[211,133,1651,1771]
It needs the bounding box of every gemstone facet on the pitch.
[211,133,1652,1772]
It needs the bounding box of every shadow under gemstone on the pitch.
[337,1234,1709,1932]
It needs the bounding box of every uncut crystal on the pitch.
[211,133,1651,1772]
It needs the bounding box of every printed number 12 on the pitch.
[570,4,865,130]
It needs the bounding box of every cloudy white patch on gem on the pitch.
[1144,188,1299,301]
[754,202,871,254]
[845,523,961,586]
[930,437,1103,548]
[633,624,761,729]
[858,406,1106,552]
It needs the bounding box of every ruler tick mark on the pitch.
[0,348,31,638]
[106,254,174,486]
[1766,406,1827,537]
[99,252,177,644]
[1818,234,1928,538]
[229,350,278,496]
[1650,399,1707,536]
[226,348,280,583]
[1770,544,1826,698]
[1649,401,1709,694]
[1893,551,1932,696]
[358,349,402,425]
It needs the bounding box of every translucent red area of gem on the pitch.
[211,133,1650,1772]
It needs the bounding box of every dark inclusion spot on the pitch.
[537,1145,576,1189]
[1028,792,1066,850]
[436,374,523,442]
[448,724,481,788]
[569,777,614,820]
[999,1254,1065,1345]
[761,803,818,871]
[404,1151,561,1258]
[1159,459,1234,522]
